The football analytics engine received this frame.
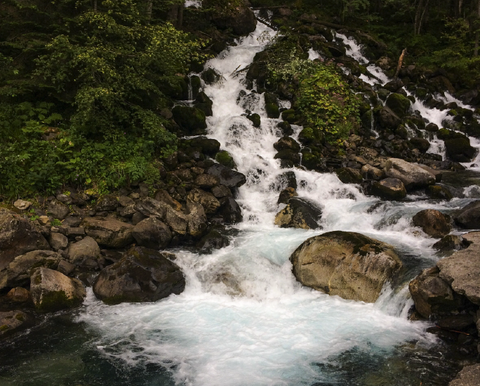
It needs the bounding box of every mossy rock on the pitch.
[335,167,363,184]
[247,113,261,128]
[202,68,221,85]
[264,92,280,118]
[215,150,237,169]
[195,91,213,116]
[172,106,207,135]
[277,121,293,136]
[298,127,324,146]
[385,93,411,118]
[281,109,297,124]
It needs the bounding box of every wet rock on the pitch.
[196,227,230,254]
[443,132,477,162]
[277,187,297,204]
[132,217,172,250]
[0,250,61,290]
[425,184,453,201]
[0,310,31,338]
[187,188,221,214]
[409,266,459,319]
[377,106,401,130]
[290,231,402,303]
[274,197,322,230]
[273,136,301,153]
[433,235,467,254]
[412,209,452,238]
[82,217,134,248]
[215,150,237,170]
[409,137,430,153]
[207,163,246,189]
[247,113,261,128]
[454,200,480,229]
[361,164,384,180]
[385,92,411,118]
[186,199,208,238]
[371,177,407,200]
[219,197,243,224]
[195,173,220,189]
[264,92,280,118]
[30,267,86,312]
[67,236,101,266]
[211,185,232,199]
[384,158,435,191]
[195,91,213,116]
[93,246,185,305]
[0,208,51,271]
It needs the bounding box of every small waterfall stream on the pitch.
[1,11,480,386]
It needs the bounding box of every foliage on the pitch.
[297,63,361,141]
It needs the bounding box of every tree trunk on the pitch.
[414,0,430,35]
[475,0,480,56]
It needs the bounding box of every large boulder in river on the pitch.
[82,217,134,248]
[412,209,452,238]
[275,197,322,229]
[0,209,51,270]
[30,267,86,312]
[93,246,185,304]
[454,200,480,229]
[370,177,407,200]
[132,217,172,249]
[384,158,435,191]
[290,231,402,303]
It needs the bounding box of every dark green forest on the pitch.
[1,0,479,199]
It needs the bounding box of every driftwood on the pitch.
[394,48,407,78]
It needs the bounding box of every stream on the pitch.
[1,11,480,386]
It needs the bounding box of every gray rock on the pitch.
[30,267,86,312]
[82,217,134,248]
[13,200,32,210]
[449,364,480,386]
[206,163,246,188]
[47,199,70,220]
[290,231,402,303]
[384,158,435,191]
[67,236,100,266]
[93,246,185,304]
[0,208,51,271]
[371,177,407,200]
[454,200,480,229]
[187,188,220,214]
[0,250,60,290]
[49,232,69,251]
[132,217,172,249]
[437,232,480,305]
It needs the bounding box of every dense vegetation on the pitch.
[1,0,480,199]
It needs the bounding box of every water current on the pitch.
[2,11,480,386]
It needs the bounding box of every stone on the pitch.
[454,200,480,229]
[67,236,101,266]
[0,250,61,290]
[206,0,256,36]
[82,217,134,248]
[0,310,31,338]
[273,136,301,152]
[154,189,183,211]
[371,177,407,200]
[335,167,363,184]
[211,185,232,198]
[436,232,480,305]
[13,199,32,210]
[95,194,119,212]
[187,188,221,214]
[219,197,243,224]
[49,232,69,251]
[449,364,480,386]
[277,187,297,204]
[385,92,411,118]
[47,199,70,220]
[195,174,220,189]
[7,287,30,303]
[290,231,402,303]
[30,267,86,312]
[0,208,51,271]
[425,184,453,201]
[186,200,208,237]
[93,246,185,304]
[196,228,230,254]
[132,217,172,249]
[412,209,452,238]
[433,235,466,254]
[361,164,384,180]
[274,197,322,230]
[383,158,435,191]
[207,163,246,188]
[172,106,207,135]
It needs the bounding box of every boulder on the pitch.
[454,200,480,229]
[93,246,185,304]
[412,209,452,238]
[273,136,301,152]
[187,188,221,214]
[335,167,363,184]
[196,227,230,254]
[49,232,69,251]
[172,106,207,135]
[67,236,101,266]
[82,217,134,248]
[47,199,70,220]
[30,267,86,312]
[95,194,119,212]
[274,197,322,229]
[371,177,407,200]
[207,163,246,189]
[385,92,411,118]
[0,310,32,338]
[383,158,435,191]
[132,217,172,249]
[219,197,243,224]
[425,184,453,201]
[0,208,51,270]
[444,134,477,162]
[450,364,480,386]
[436,232,480,305]
[186,199,208,237]
[290,231,402,303]
[0,250,61,290]
[377,106,401,130]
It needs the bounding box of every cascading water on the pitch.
[1,13,479,386]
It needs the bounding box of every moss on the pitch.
[215,150,237,169]
[15,313,25,322]
[36,290,82,313]
[0,325,10,332]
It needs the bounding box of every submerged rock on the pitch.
[93,246,185,305]
[290,231,402,303]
